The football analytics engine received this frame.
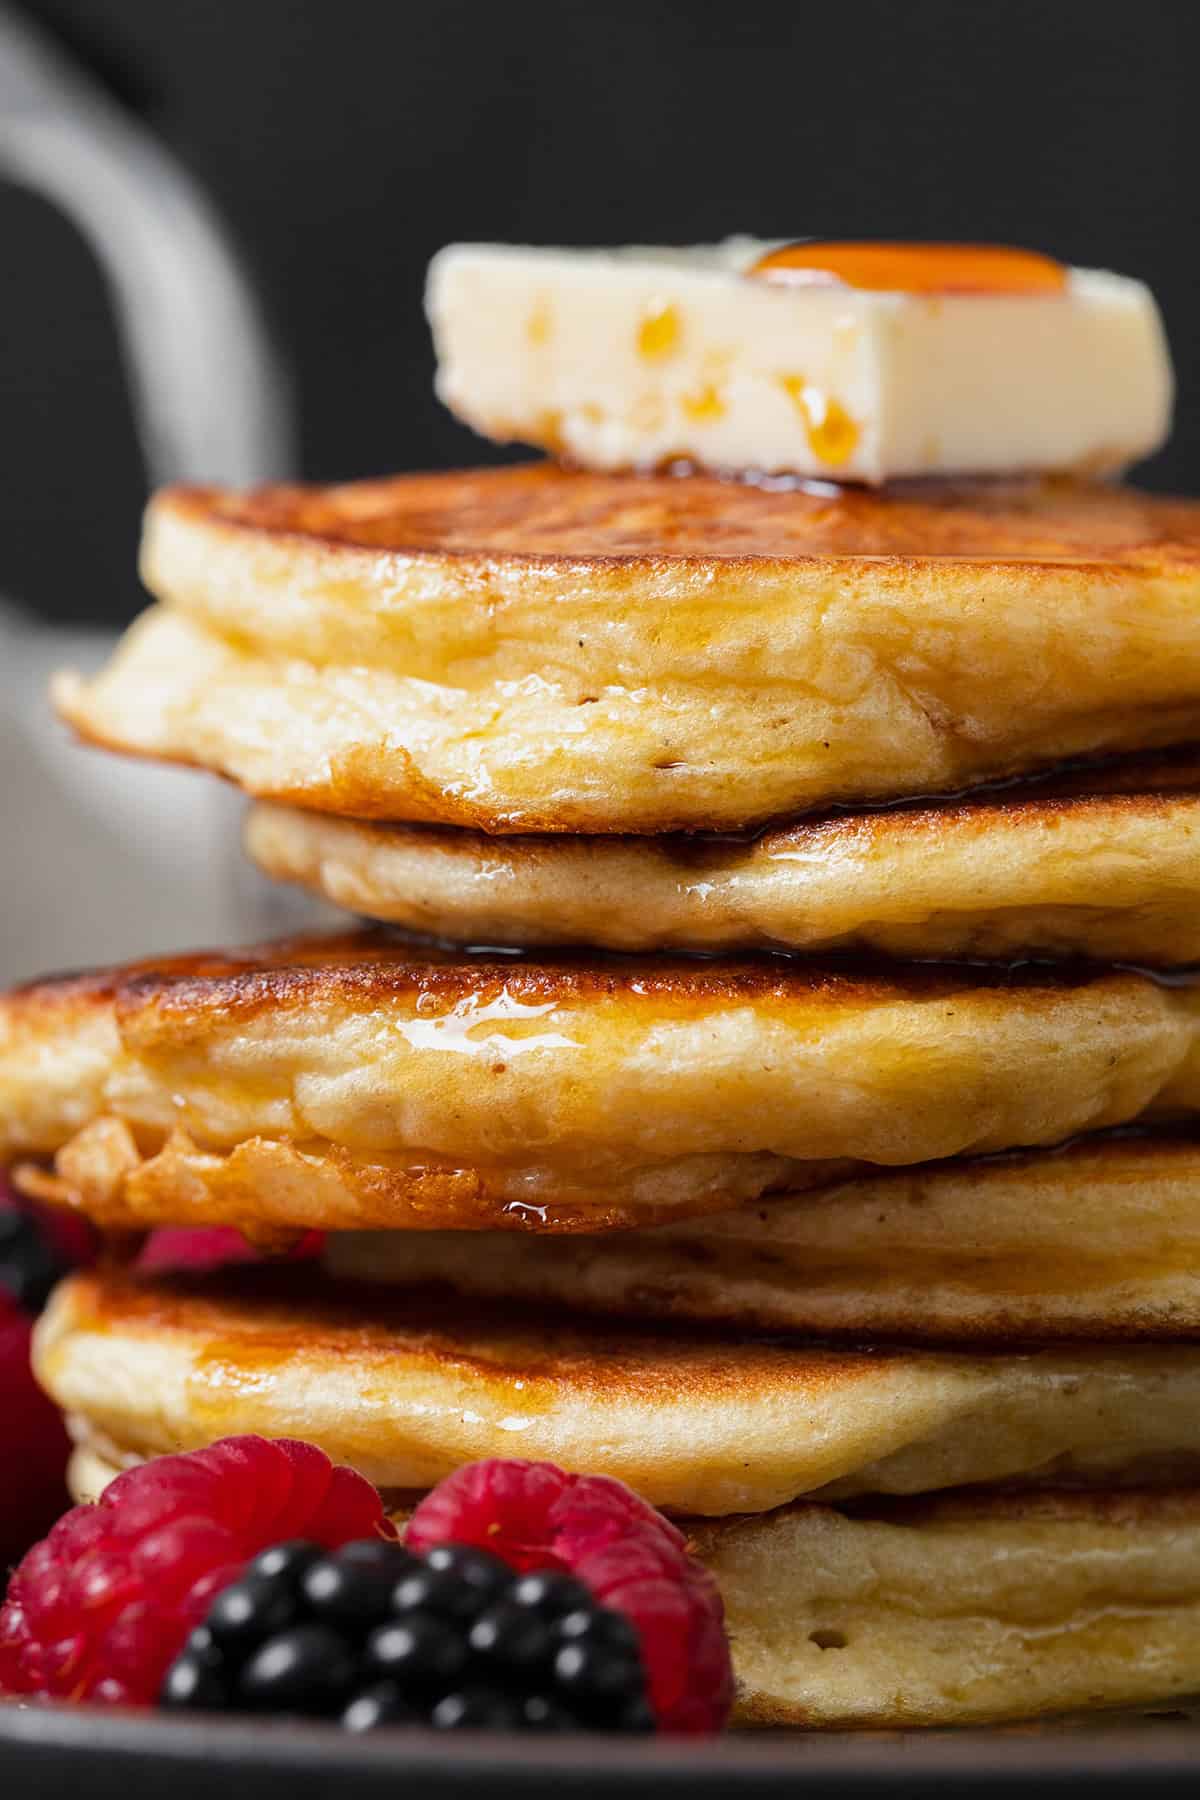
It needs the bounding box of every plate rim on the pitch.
[4,1697,1200,1793]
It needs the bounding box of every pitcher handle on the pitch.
[0,4,295,486]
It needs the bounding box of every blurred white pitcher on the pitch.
[0,5,315,982]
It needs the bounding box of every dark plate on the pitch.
[3,1702,1200,1800]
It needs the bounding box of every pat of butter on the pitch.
[426,239,1173,484]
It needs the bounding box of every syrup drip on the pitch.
[778,375,860,467]
[637,302,682,358]
[750,241,1067,295]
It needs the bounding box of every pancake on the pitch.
[37,1266,1200,1515]
[323,1131,1200,1342]
[692,1489,1200,1726]
[58,1443,1200,1729]
[53,1444,1200,1728]
[6,933,1200,1233]
[53,466,1200,834]
[247,751,1200,963]
[65,1436,142,1505]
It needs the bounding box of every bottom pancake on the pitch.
[59,1439,1200,1728]
[36,1266,1200,1516]
[324,1131,1200,1341]
[693,1489,1200,1726]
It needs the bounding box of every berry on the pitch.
[160,1535,657,1733]
[406,1460,733,1734]
[0,1290,70,1570]
[365,1612,469,1684]
[343,1683,417,1731]
[0,1436,390,1703]
[137,1228,325,1273]
[302,1545,408,1627]
[0,1205,69,1313]
[468,1601,552,1666]
[510,1570,594,1616]
[240,1624,357,1712]
[160,1652,227,1710]
[206,1574,298,1649]
[393,1544,510,1620]
[431,1689,523,1730]
[251,1540,325,1586]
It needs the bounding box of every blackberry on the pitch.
[161,1537,655,1732]
[0,1206,67,1312]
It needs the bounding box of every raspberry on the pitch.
[0,1436,391,1704]
[137,1228,325,1273]
[0,1291,70,1569]
[137,1228,269,1274]
[407,1460,732,1733]
[161,1538,655,1731]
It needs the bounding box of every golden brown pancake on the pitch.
[36,1265,1200,1515]
[55,1440,1200,1728]
[6,932,1200,1233]
[54,467,1200,833]
[248,751,1200,963]
[693,1489,1200,1725]
[324,1130,1200,1342]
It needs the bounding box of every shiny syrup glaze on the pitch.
[394,932,1200,992]
[749,241,1068,295]
[662,744,1200,847]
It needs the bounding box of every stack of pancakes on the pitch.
[7,406,1200,1726]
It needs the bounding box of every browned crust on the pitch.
[153,466,1200,573]
[18,1126,787,1236]
[54,1265,894,1401]
[248,747,1200,864]
[63,677,1200,837]
[835,1487,1200,1528]
[21,1122,1200,1259]
[756,749,1200,846]
[7,928,1177,1033]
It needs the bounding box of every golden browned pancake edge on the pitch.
[52,467,1200,832]
[35,1265,1200,1516]
[247,749,1200,962]
[6,932,1200,1233]
[147,464,1200,564]
[323,1129,1200,1342]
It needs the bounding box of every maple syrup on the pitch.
[637,301,682,357]
[777,375,860,466]
[750,241,1067,295]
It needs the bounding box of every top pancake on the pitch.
[131,462,1200,559]
[55,467,1200,832]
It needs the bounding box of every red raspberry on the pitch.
[0,1291,70,1568]
[0,1435,391,1704]
[407,1459,733,1734]
[137,1227,325,1273]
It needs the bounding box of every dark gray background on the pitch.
[1,0,1195,623]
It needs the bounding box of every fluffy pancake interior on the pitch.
[35,1267,1200,1516]
[692,1490,1200,1726]
[53,469,1200,832]
[5,934,1200,1231]
[245,752,1200,964]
